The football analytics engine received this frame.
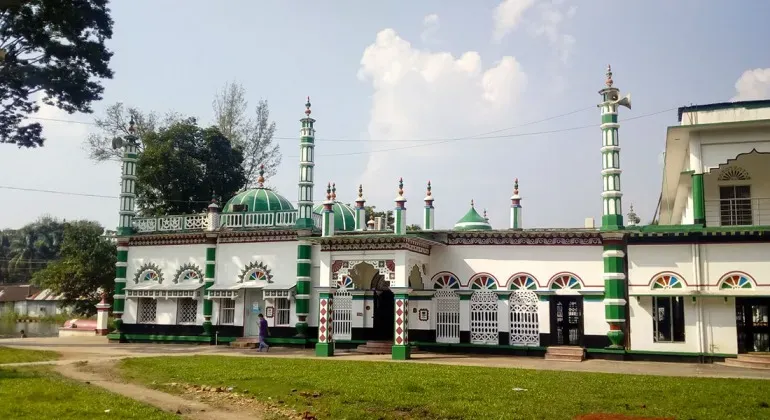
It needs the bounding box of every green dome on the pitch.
[454,202,492,231]
[223,188,295,213]
[313,201,356,231]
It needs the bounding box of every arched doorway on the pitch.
[371,273,394,341]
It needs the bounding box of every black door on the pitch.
[372,288,395,341]
[736,298,770,353]
[550,296,584,346]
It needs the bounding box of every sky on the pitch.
[2,0,770,231]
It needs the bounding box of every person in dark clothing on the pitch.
[257,313,269,352]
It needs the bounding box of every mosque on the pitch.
[108,67,770,365]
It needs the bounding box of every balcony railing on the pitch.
[705,198,770,227]
[131,211,322,233]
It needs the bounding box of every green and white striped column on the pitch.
[295,98,316,230]
[510,178,522,230]
[423,181,434,230]
[113,239,129,333]
[202,236,217,336]
[599,65,628,231]
[294,240,312,337]
[322,183,335,237]
[355,185,366,231]
[602,234,627,348]
[394,178,407,235]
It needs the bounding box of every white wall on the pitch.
[701,243,770,289]
[127,244,208,284]
[215,241,297,287]
[703,150,770,226]
[628,244,695,289]
[429,245,604,288]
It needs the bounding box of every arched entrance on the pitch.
[371,274,394,341]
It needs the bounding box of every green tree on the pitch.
[406,224,422,231]
[0,0,114,148]
[137,119,247,215]
[33,221,115,315]
[4,216,64,283]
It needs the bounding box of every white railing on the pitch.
[132,214,209,233]
[705,198,770,227]
[220,210,298,228]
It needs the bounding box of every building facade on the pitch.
[108,69,770,362]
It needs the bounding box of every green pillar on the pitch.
[692,173,705,225]
[294,241,312,337]
[202,239,216,336]
[112,239,128,334]
[295,98,316,230]
[602,234,627,349]
[598,65,630,231]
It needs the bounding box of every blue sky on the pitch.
[2,0,770,230]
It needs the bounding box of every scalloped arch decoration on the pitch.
[239,261,273,284]
[134,262,163,284]
[174,263,204,284]
[718,272,755,290]
[470,273,498,290]
[718,166,750,181]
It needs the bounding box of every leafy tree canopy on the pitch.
[0,216,65,284]
[33,220,115,315]
[136,118,247,215]
[0,0,114,148]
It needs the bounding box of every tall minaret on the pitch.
[394,178,407,235]
[354,185,367,231]
[295,97,316,229]
[113,117,139,333]
[510,178,522,230]
[294,98,316,338]
[423,181,434,231]
[600,65,631,350]
[599,65,630,230]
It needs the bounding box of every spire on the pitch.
[423,181,435,230]
[627,204,641,226]
[305,96,312,116]
[331,183,337,201]
[128,116,136,135]
[510,178,522,230]
[483,209,489,222]
[605,64,613,88]
[470,199,475,208]
[394,178,407,235]
[358,184,364,200]
[325,182,333,203]
[354,184,367,231]
[424,181,434,206]
[257,165,265,188]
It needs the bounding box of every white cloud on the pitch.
[493,0,536,41]
[493,0,577,64]
[355,29,527,221]
[731,68,770,101]
[421,14,440,43]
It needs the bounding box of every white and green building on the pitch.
[108,69,770,364]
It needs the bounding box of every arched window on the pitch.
[134,263,163,284]
[174,263,203,284]
[549,273,582,290]
[432,273,460,289]
[239,261,273,283]
[508,274,538,290]
[469,274,498,290]
[651,272,684,289]
[718,272,754,290]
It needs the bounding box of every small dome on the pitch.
[454,201,492,231]
[313,201,357,231]
[223,188,294,213]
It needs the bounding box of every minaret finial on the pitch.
[483,209,488,222]
[358,184,363,199]
[331,183,337,201]
[128,116,135,134]
[305,96,312,116]
[605,64,613,88]
[470,199,475,208]
[398,177,404,196]
[514,178,519,195]
[257,164,265,188]
[326,182,332,201]
[426,181,432,197]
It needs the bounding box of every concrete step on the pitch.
[545,346,584,362]
[544,353,584,362]
[229,337,258,349]
[724,354,770,370]
[354,340,421,355]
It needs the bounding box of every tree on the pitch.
[33,221,115,315]
[406,224,422,231]
[0,0,114,148]
[212,81,281,187]
[1,216,64,284]
[136,119,247,215]
[84,102,181,161]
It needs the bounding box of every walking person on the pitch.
[257,313,269,352]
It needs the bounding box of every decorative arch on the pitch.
[174,263,204,284]
[718,166,751,181]
[337,275,354,289]
[239,261,273,284]
[431,272,460,289]
[548,272,583,290]
[332,260,396,284]
[718,271,756,290]
[507,273,539,290]
[649,272,685,290]
[408,265,424,290]
[134,262,163,284]
[469,273,498,290]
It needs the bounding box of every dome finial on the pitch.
[326,182,332,202]
[398,177,404,196]
[305,96,312,116]
[470,199,475,208]
[358,184,363,199]
[514,178,519,195]
[483,208,488,222]
[426,181,432,197]
[128,116,136,134]
[331,183,337,201]
[605,64,614,88]
[257,164,265,188]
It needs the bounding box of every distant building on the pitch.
[0,285,70,316]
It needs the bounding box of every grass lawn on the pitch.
[119,356,770,420]
[0,367,176,420]
[0,346,59,364]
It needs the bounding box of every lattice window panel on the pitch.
[138,298,157,324]
[435,289,460,344]
[333,289,352,340]
[219,299,235,325]
[275,298,291,326]
[470,291,498,345]
[509,290,540,346]
[176,298,198,324]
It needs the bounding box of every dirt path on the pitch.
[54,361,270,420]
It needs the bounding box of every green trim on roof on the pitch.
[223,188,295,213]
[454,206,492,231]
[313,201,356,231]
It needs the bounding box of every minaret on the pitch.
[113,117,139,333]
[295,97,316,229]
[600,65,631,350]
[394,178,407,235]
[355,185,367,231]
[294,98,316,338]
[423,181,434,231]
[510,178,522,230]
[322,183,335,237]
[599,65,630,230]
